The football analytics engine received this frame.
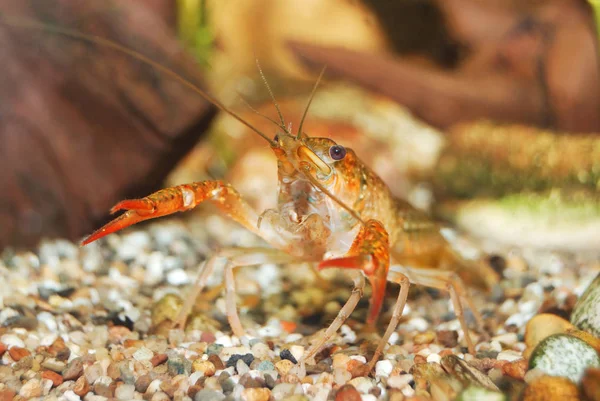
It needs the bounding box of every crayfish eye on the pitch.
[273,134,279,142]
[329,145,347,161]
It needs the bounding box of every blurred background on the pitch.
[0,0,599,252]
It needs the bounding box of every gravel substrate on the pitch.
[0,211,598,400]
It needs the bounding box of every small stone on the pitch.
[242,387,270,401]
[335,384,361,401]
[135,375,152,393]
[227,353,254,368]
[1,334,25,348]
[375,360,393,377]
[522,376,579,401]
[151,353,168,366]
[347,377,374,393]
[168,353,187,376]
[502,359,528,381]
[194,389,226,401]
[289,345,304,363]
[414,331,436,345]
[84,363,103,384]
[151,294,183,327]
[275,359,295,376]
[437,330,459,348]
[208,354,225,370]
[497,350,523,362]
[115,383,135,400]
[529,333,600,383]
[280,349,298,364]
[257,360,275,372]
[0,343,6,357]
[42,357,66,372]
[571,272,600,336]
[19,379,42,398]
[456,385,506,401]
[41,370,64,387]
[133,347,154,361]
[0,389,16,401]
[9,346,30,361]
[62,358,84,380]
[387,374,414,390]
[193,360,216,376]
[207,343,224,356]
[581,367,600,401]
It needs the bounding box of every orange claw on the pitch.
[81,209,154,245]
[318,219,390,326]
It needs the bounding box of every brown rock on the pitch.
[0,389,16,401]
[582,368,600,401]
[73,376,90,397]
[41,370,64,387]
[48,336,70,361]
[413,355,427,365]
[0,0,215,249]
[0,343,6,357]
[208,354,225,370]
[335,384,362,401]
[347,360,370,378]
[62,358,84,380]
[135,374,152,393]
[9,346,30,361]
[107,362,121,380]
[502,359,528,381]
[151,353,168,367]
[436,331,459,348]
[522,376,580,401]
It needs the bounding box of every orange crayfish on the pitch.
[7,16,499,372]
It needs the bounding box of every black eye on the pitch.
[273,134,279,142]
[329,145,346,160]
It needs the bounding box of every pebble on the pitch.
[456,386,506,401]
[570,272,600,336]
[194,389,226,401]
[375,360,393,377]
[522,376,579,401]
[41,370,64,387]
[115,383,135,400]
[63,358,84,380]
[529,333,600,383]
[133,347,154,361]
[242,387,271,401]
[226,353,254,368]
[387,374,413,390]
[19,379,42,398]
[496,350,523,362]
[280,349,298,364]
[193,360,216,376]
[8,346,30,361]
[335,384,361,401]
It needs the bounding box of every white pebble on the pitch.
[285,333,303,343]
[375,360,393,377]
[1,334,25,348]
[167,268,190,286]
[388,332,400,345]
[426,353,441,364]
[387,374,413,390]
[361,395,378,401]
[497,350,523,362]
[350,355,367,364]
[0,308,19,325]
[491,333,518,345]
[63,390,81,401]
[290,345,305,362]
[341,324,357,343]
[133,347,154,361]
[407,317,429,332]
[115,384,135,400]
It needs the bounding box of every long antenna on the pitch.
[255,58,289,135]
[0,15,277,146]
[297,66,326,139]
[236,90,287,133]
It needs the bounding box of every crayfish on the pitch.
[9,17,499,373]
